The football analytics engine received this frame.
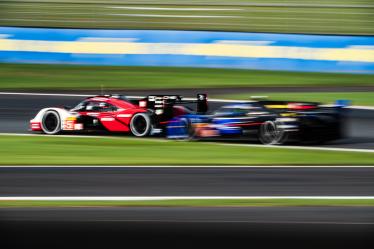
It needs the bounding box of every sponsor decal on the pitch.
[74,123,83,130]
[30,122,41,130]
[199,129,219,137]
[63,117,77,130]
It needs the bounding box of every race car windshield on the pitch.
[113,95,129,102]
[214,105,260,116]
[70,101,87,111]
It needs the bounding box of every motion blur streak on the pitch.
[1,0,373,36]
[1,93,374,149]
[0,1,373,248]
[1,196,374,200]
[1,38,373,62]
[1,167,373,196]
[1,27,373,72]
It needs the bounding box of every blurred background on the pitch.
[0,0,373,87]
[0,0,373,137]
[1,0,373,34]
[0,1,374,248]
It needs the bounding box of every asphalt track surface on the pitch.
[1,214,373,249]
[1,167,374,196]
[1,92,374,149]
[2,206,373,224]
[1,206,374,248]
[1,92,374,247]
[1,167,374,248]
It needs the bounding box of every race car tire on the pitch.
[130,112,152,137]
[41,110,61,135]
[180,117,197,141]
[258,120,286,145]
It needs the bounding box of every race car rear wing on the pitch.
[139,94,208,115]
[259,100,320,111]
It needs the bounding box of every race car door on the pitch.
[82,101,130,132]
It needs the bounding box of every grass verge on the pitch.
[1,199,374,208]
[1,63,373,90]
[1,0,373,35]
[216,92,374,106]
[0,135,373,165]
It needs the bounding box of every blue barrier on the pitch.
[0,27,373,73]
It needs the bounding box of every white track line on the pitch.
[93,220,374,225]
[0,91,91,97]
[0,132,168,142]
[0,91,254,103]
[2,18,373,30]
[109,7,243,11]
[1,132,373,153]
[241,9,372,15]
[1,92,374,108]
[218,142,374,153]
[109,13,241,18]
[0,92,235,102]
[224,3,374,8]
[1,196,373,201]
[10,9,372,16]
[348,105,374,111]
[0,92,144,99]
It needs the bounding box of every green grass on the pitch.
[9,1,372,4]
[1,0,373,35]
[216,92,374,106]
[1,199,374,208]
[0,135,373,165]
[1,63,373,90]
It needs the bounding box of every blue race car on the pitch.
[166,100,345,145]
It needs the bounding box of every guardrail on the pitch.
[0,27,373,73]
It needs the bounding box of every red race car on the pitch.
[30,94,208,136]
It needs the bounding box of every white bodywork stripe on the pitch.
[116,114,132,118]
[100,117,114,121]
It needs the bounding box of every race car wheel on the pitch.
[180,117,197,140]
[258,120,285,145]
[41,110,61,135]
[130,113,152,137]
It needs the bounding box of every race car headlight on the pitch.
[280,113,297,117]
[276,118,298,122]
[66,117,77,121]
